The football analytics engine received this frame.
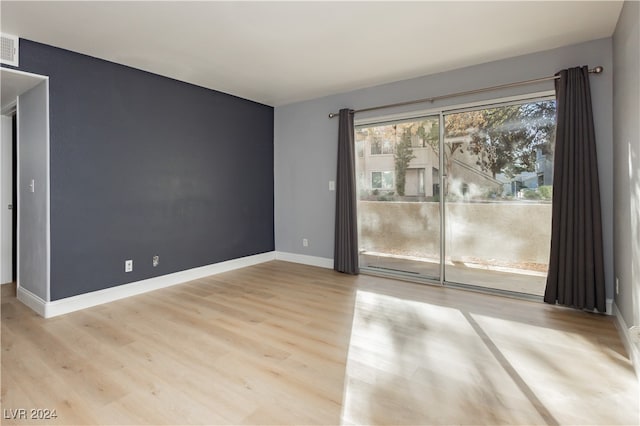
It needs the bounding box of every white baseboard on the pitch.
[613,302,640,382]
[275,251,333,269]
[17,286,47,317]
[22,251,276,318]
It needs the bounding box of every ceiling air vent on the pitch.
[1,33,19,67]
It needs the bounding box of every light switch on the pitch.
[29,179,35,193]
[329,180,335,191]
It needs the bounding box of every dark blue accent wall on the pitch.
[13,39,274,300]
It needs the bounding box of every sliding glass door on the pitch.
[355,97,556,297]
[443,99,556,296]
[355,116,441,281]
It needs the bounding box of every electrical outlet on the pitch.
[302,238,309,247]
[152,255,159,267]
[125,259,133,272]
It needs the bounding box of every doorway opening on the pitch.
[0,67,50,303]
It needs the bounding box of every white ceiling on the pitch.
[0,1,623,106]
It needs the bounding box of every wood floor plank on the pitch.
[1,260,637,425]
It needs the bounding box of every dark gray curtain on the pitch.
[334,108,359,274]
[544,66,606,312]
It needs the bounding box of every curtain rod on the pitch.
[327,66,603,119]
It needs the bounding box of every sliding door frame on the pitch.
[355,90,555,299]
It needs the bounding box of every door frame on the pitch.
[354,90,555,298]
[0,67,50,306]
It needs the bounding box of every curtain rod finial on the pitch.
[591,66,604,74]
[328,112,338,119]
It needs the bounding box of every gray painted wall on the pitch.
[613,1,640,327]
[11,40,274,300]
[275,38,616,300]
[18,80,49,301]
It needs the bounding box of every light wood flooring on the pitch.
[1,261,638,425]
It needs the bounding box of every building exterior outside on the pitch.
[356,124,552,201]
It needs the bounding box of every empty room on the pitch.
[0,1,639,425]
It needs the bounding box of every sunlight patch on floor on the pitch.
[340,289,639,425]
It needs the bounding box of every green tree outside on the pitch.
[394,127,416,196]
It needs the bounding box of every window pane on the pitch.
[443,99,556,295]
[355,116,441,279]
[371,140,382,155]
[382,140,394,154]
[381,171,393,189]
[371,172,382,189]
